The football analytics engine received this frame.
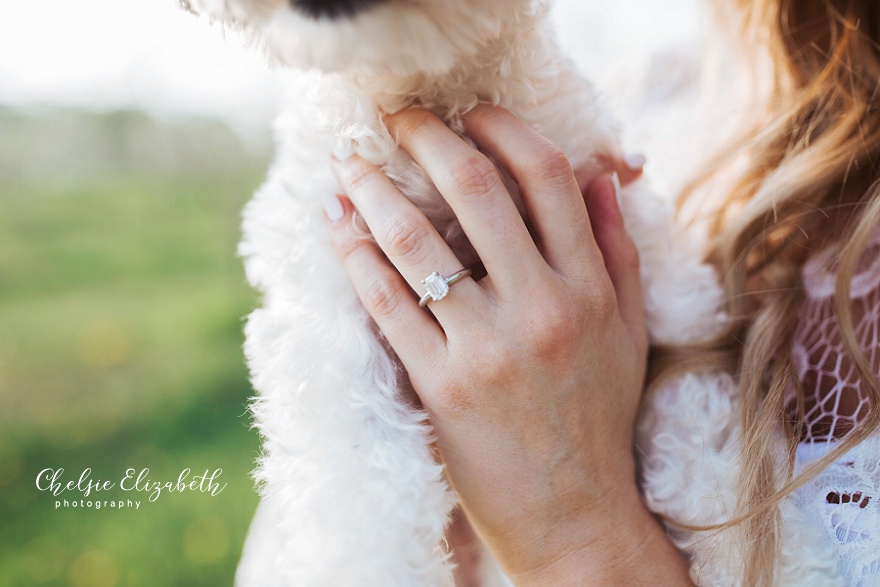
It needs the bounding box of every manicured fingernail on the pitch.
[332,141,355,161]
[623,152,646,170]
[323,193,345,222]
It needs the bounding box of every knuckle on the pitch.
[447,155,501,202]
[391,109,434,143]
[586,282,618,320]
[540,297,572,333]
[363,275,405,318]
[527,296,576,352]
[464,104,506,126]
[334,229,369,262]
[382,216,432,263]
[471,342,517,386]
[344,164,380,194]
[532,143,574,187]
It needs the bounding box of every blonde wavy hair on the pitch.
[652,0,880,584]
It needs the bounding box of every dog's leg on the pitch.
[238,154,458,584]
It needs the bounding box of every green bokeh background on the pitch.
[0,107,268,586]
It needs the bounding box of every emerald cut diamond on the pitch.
[422,272,449,301]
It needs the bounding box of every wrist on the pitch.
[502,488,692,586]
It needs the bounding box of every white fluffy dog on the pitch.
[180,0,725,585]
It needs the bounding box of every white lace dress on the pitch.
[638,228,880,586]
[789,230,880,585]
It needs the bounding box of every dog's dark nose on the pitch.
[290,0,388,20]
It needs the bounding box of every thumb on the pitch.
[583,173,646,349]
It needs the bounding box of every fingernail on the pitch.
[323,193,345,222]
[332,141,355,161]
[623,152,646,170]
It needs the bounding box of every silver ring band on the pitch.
[419,269,472,307]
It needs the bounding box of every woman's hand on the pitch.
[324,106,691,585]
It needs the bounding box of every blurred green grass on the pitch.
[0,108,268,586]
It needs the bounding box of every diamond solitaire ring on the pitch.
[418,269,472,307]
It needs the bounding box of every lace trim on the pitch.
[793,439,880,586]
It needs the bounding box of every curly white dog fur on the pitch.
[180,1,727,585]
